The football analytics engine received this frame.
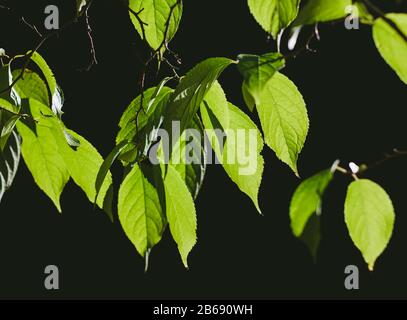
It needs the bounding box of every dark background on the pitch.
[0,0,407,299]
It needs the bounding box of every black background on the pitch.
[0,0,407,299]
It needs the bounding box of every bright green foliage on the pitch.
[344,179,395,271]
[172,116,207,199]
[117,86,173,145]
[12,70,49,106]
[248,0,300,38]
[199,81,229,154]
[29,52,56,97]
[237,52,285,111]
[294,0,351,26]
[256,72,308,175]
[1,0,405,272]
[57,129,112,212]
[201,85,264,213]
[164,165,197,268]
[290,169,332,236]
[15,97,111,214]
[118,163,166,259]
[222,102,264,213]
[373,13,407,85]
[129,0,183,52]
[161,58,233,152]
[29,52,64,116]
[16,100,69,212]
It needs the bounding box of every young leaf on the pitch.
[344,179,395,271]
[164,165,197,268]
[0,130,21,204]
[201,98,264,213]
[237,52,285,110]
[16,100,70,212]
[293,0,352,26]
[76,0,88,16]
[129,0,183,52]
[373,13,407,85]
[289,169,333,237]
[256,72,308,175]
[248,0,300,39]
[118,163,166,259]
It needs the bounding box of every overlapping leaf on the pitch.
[164,164,196,268]
[118,163,166,261]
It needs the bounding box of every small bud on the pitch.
[349,162,360,174]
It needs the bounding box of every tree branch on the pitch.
[335,149,407,177]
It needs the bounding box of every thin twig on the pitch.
[0,14,80,95]
[79,1,98,71]
[359,0,407,44]
[335,149,407,177]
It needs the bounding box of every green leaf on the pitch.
[0,130,21,204]
[344,179,395,271]
[373,13,407,85]
[201,95,264,213]
[0,98,20,149]
[198,81,229,156]
[172,115,207,199]
[0,65,18,104]
[248,0,300,38]
[16,100,69,212]
[129,0,183,52]
[118,163,166,260]
[256,72,308,175]
[12,69,49,106]
[0,115,21,149]
[162,58,233,153]
[164,165,197,268]
[0,98,18,114]
[299,212,321,261]
[29,52,65,115]
[57,129,113,213]
[117,86,173,145]
[294,0,352,26]
[29,52,56,97]
[95,139,130,204]
[237,52,285,110]
[289,169,333,237]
